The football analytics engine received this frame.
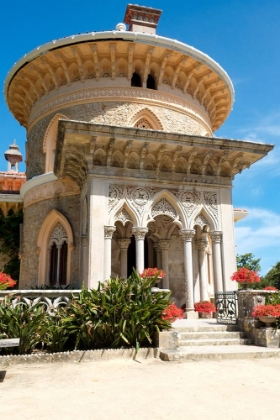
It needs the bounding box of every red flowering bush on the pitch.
[252,304,280,318]
[263,286,278,291]
[0,272,16,290]
[230,267,260,284]
[162,303,184,321]
[194,301,216,314]
[140,268,165,278]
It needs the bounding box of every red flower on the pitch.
[263,286,278,291]
[140,267,166,278]
[162,304,184,321]
[252,304,280,317]
[0,272,16,290]
[230,267,260,284]
[194,301,216,313]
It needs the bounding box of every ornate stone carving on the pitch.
[203,192,218,221]
[135,118,153,129]
[108,185,124,211]
[194,213,209,229]
[210,230,222,243]
[179,229,195,242]
[104,226,116,239]
[131,187,150,206]
[132,227,148,240]
[178,191,201,217]
[115,208,133,226]
[158,240,171,250]
[117,238,131,250]
[196,240,208,250]
[49,223,68,245]
[151,199,177,219]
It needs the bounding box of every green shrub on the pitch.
[0,298,46,354]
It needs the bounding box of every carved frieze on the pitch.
[151,198,177,219]
[177,191,201,217]
[203,192,218,222]
[115,208,133,226]
[194,213,209,229]
[108,185,124,212]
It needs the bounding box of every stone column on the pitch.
[179,229,196,318]
[154,243,162,269]
[132,227,148,274]
[55,245,62,287]
[210,231,223,293]
[117,238,131,279]
[81,235,88,287]
[104,226,116,280]
[158,240,171,289]
[196,240,209,301]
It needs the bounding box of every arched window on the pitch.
[37,210,74,287]
[131,72,142,87]
[48,223,68,287]
[147,74,156,90]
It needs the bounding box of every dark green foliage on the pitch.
[0,298,45,354]
[0,210,23,280]
[0,270,172,355]
[263,261,280,290]
[236,253,261,272]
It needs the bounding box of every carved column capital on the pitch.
[196,240,208,251]
[104,225,116,239]
[179,229,195,242]
[210,230,223,243]
[118,238,131,250]
[158,240,171,250]
[132,227,148,240]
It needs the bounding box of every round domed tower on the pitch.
[6,4,272,312]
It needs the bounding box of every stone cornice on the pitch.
[0,193,23,203]
[20,172,58,199]
[5,32,234,131]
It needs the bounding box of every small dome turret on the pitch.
[4,140,23,172]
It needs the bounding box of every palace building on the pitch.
[4,4,273,316]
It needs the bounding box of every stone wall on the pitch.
[19,194,81,288]
[27,99,210,179]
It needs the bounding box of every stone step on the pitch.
[160,345,280,362]
[171,325,240,333]
[179,338,253,346]
[177,331,246,340]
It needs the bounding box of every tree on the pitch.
[0,209,23,281]
[236,253,261,273]
[263,261,280,290]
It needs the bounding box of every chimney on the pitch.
[124,4,162,34]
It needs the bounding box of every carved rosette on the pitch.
[127,187,156,215]
[117,238,131,250]
[151,198,177,219]
[210,230,222,243]
[104,226,116,239]
[203,192,218,222]
[158,240,171,250]
[179,229,196,242]
[178,191,201,217]
[108,185,124,212]
[132,227,148,240]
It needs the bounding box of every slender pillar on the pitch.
[118,238,131,279]
[55,245,62,287]
[154,243,162,269]
[158,240,171,289]
[179,229,196,318]
[210,231,223,293]
[81,235,88,287]
[104,226,116,280]
[196,240,209,301]
[132,227,148,273]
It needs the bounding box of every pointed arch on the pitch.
[43,113,69,173]
[130,108,163,131]
[143,189,185,228]
[190,207,216,231]
[109,201,138,227]
[37,210,74,286]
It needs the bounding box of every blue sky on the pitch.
[0,0,279,275]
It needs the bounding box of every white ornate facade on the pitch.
[5,4,273,317]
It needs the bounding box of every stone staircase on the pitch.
[158,319,280,361]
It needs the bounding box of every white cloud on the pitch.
[234,207,280,275]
